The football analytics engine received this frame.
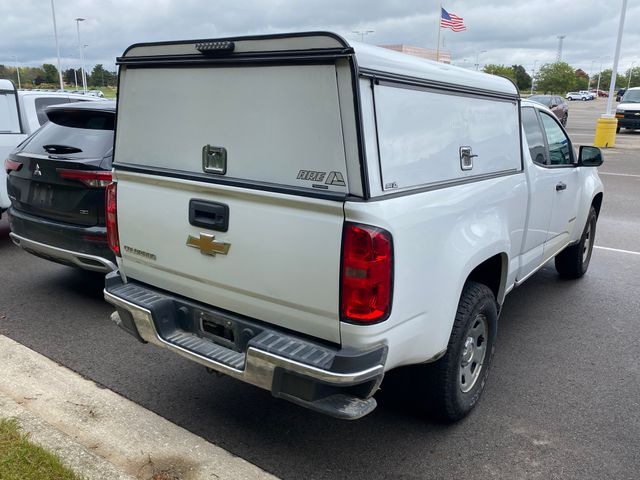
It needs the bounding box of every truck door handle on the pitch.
[556,182,567,191]
[189,199,229,232]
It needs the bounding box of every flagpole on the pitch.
[436,4,442,62]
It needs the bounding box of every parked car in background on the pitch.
[88,90,105,98]
[1,79,104,213]
[5,101,116,272]
[566,91,590,101]
[615,87,640,133]
[578,90,595,100]
[591,89,609,98]
[528,95,569,125]
[616,88,626,101]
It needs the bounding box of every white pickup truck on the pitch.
[104,33,604,421]
[0,80,99,212]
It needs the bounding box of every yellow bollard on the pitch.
[593,116,618,148]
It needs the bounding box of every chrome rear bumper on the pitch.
[104,274,386,419]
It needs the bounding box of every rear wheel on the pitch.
[616,126,621,133]
[561,114,568,126]
[555,206,597,279]
[422,281,498,422]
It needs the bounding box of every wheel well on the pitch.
[592,193,603,218]
[467,254,505,302]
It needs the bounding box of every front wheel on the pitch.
[616,126,621,133]
[555,206,597,279]
[423,282,498,422]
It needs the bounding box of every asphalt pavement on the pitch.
[0,99,638,480]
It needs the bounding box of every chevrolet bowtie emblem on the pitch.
[186,233,230,256]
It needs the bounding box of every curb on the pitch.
[0,335,278,480]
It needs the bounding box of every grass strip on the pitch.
[0,417,84,480]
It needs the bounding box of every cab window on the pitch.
[521,107,546,165]
[540,113,573,166]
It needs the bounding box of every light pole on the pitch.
[75,18,87,93]
[11,56,21,89]
[50,0,65,90]
[628,61,636,90]
[530,60,538,95]
[595,57,610,96]
[474,50,487,71]
[588,59,596,90]
[83,44,89,90]
[352,30,374,42]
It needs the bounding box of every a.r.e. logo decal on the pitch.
[296,170,346,187]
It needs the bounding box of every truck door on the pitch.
[518,107,554,279]
[538,112,580,260]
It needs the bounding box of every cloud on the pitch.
[1,0,638,74]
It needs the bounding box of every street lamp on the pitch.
[50,0,65,90]
[474,50,487,71]
[75,18,87,93]
[595,56,610,96]
[11,56,21,89]
[83,44,89,90]
[352,30,374,42]
[588,59,596,90]
[530,60,538,95]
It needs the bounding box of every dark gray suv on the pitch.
[5,101,116,272]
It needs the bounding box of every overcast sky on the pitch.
[1,0,638,76]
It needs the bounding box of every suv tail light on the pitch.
[4,158,23,173]
[57,169,112,188]
[106,182,120,256]
[341,223,393,323]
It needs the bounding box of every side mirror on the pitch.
[578,145,603,167]
[551,103,558,108]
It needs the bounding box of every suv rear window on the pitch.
[20,109,114,159]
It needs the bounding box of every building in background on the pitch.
[380,44,451,64]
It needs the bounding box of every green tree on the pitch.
[482,64,515,81]
[511,64,531,91]
[535,62,575,94]
[42,64,59,84]
[624,66,640,88]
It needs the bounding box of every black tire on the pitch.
[555,206,597,279]
[616,126,621,133]
[561,115,568,126]
[422,281,498,422]
[582,97,587,101]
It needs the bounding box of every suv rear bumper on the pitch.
[104,272,387,419]
[9,207,115,272]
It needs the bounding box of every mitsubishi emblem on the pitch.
[34,163,42,176]
[186,233,230,256]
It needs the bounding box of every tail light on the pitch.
[341,223,393,323]
[4,158,23,173]
[57,169,112,188]
[106,182,120,256]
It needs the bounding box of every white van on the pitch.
[105,32,604,421]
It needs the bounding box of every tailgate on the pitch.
[116,175,344,343]
[114,61,352,343]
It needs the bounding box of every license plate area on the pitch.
[29,183,54,207]
[199,311,238,351]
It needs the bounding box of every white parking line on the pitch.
[595,245,640,256]
[598,172,640,178]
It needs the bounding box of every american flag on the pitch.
[440,7,467,32]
